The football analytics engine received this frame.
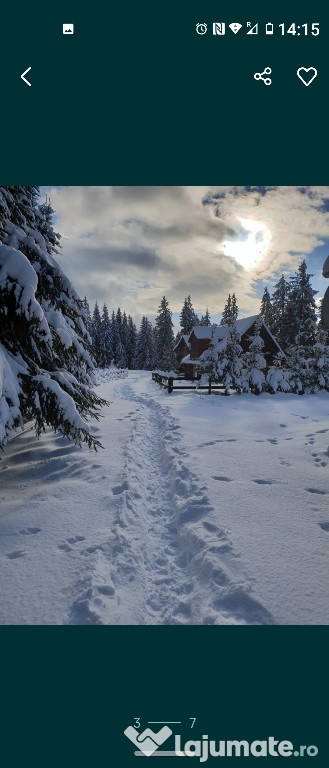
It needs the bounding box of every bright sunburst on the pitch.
[222,217,272,271]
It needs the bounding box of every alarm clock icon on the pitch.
[196,23,207,34]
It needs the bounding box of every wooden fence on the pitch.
[152,372,225,394]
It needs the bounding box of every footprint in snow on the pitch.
[58,536,86,552]
[253,479,273,485]
[58,543,73,553]
[306,488,328,495]
[212,475,232,482]
[112,482,129,495]
[96,585,115,596]
[203,521,220,533]
[172,602,191,620]
[171,446,185,456]
[319,522,329,532]
[20,527,41,535]
[6,550,27,560]
[81,545,103,556]
[66,535,86,544]
[198,439,237,448]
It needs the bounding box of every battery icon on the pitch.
[266,22,274,34]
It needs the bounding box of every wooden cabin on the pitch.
[179,316,282,379]
[174,334,191,372]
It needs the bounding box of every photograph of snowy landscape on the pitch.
[1,185,329,625]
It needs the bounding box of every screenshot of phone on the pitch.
[0,1,328,766]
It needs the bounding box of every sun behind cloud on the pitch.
[222,217,272,271]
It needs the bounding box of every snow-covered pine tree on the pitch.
[271,275,290,349]
[116,340,127,369]
[36,197,61,253]
[83,297,92,337]
[220,294,231,325]
[152,326,157,366]
[241,317,266,394]
[284,260,318,352]
[266,352,291,394]
[110,311,118,364]
[200,328,221,385]
[199,308,211,326]
[110,310,127,368]
[135,316,154,370]
[220,293,238,326]
[154,296,176,371]
[317,297,327,331]
[135,316,147,370]
[179,295,198,335]
[0,186,105,449]
[218,321,243,394]
[259,287,274,329]
[126,315,137,369]
[231,293,238,323]
[100,304,113,368]
[121,311,129,351]
[91,302,103,366]
[309,328,329,392]
[285,334,311,394]
[116,307,123,341]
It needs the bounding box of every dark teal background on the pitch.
[1,0,327,179]
[1,627,327,764]
[1,0,328,762]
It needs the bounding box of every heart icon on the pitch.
[297,67,317,86]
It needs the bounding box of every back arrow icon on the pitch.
[21,67,32,86]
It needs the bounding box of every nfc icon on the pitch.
[213,23,226,35]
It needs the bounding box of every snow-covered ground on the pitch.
[0,371,328,625]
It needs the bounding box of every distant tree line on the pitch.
[85,294,214,372]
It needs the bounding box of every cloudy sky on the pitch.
[40,186,329,331]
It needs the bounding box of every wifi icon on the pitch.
[229,23,242,34]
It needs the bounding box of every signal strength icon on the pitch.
[229,23,242,34]
[247,22,259,34]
